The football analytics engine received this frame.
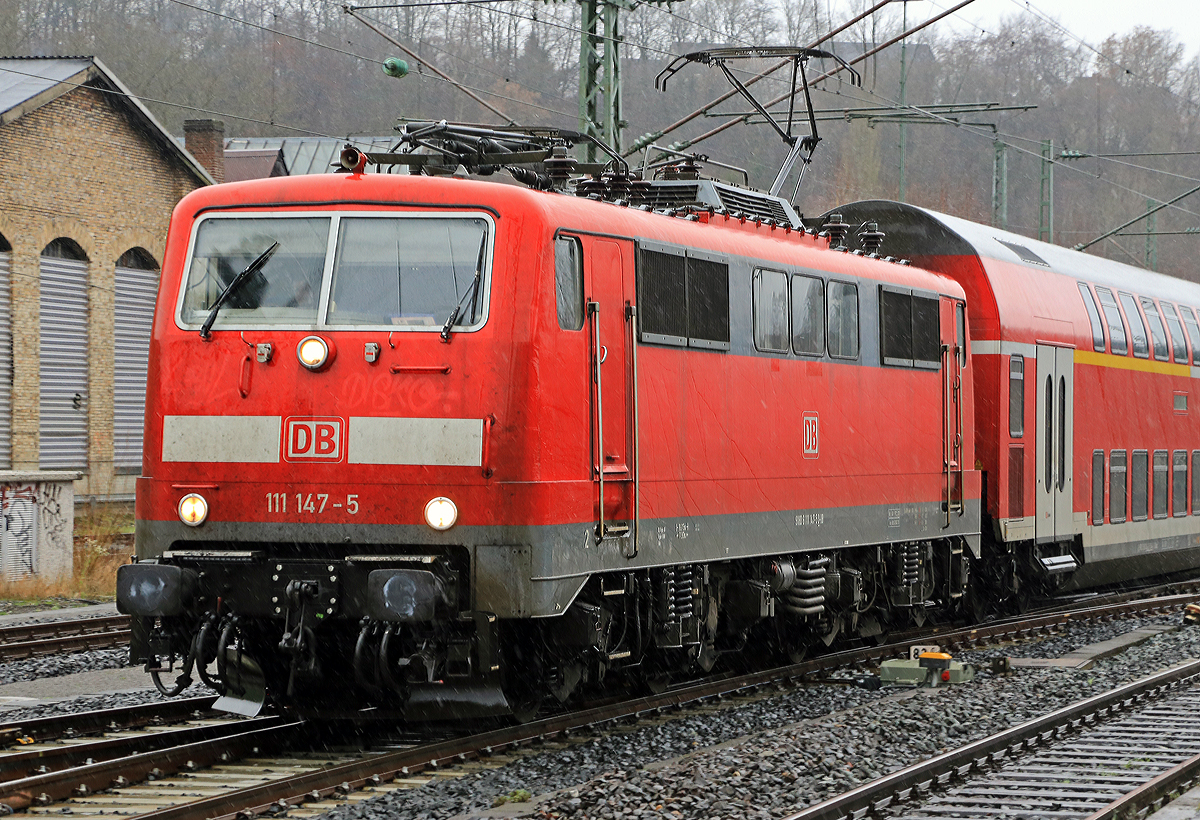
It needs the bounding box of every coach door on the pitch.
[1035,345,1075,543]
[585,238,635,548]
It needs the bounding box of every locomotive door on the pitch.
[1034,345,1075,543]
[941,298,965,527]
[584,238,635,547]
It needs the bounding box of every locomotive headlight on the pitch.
[178,493,209,526]
[297,335,332,371]
[424,496,458,530]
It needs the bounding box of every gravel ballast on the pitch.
[305,611,1196,820]
[0,647,130,688]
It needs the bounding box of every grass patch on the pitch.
[0,503,133,610]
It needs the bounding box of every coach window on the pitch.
[1077,283,1105,352]
[1131,450,1149,521]
[1153,450,1169,519]
[1118,292,1150,358]
[753,269,789,353]
[1091,450,1104,526]
[791,274,825,356]
[1094,287,1127,355]
[1162,303,1190,363]
[1180,306,1200,360]
[555,236,584,331]
[1174,450,1188,517]
[827,281,859,359]
[1111,450,1127,524]
[1140,298,1170,361]
[1009,356,1024,437]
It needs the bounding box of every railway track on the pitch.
[0,615,130,661]
[1,589,1194,820]
[780,661,1200,820]
[0,576,1194,665]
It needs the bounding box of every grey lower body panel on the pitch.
[138,496,981,618]
[1068,516,1200,590]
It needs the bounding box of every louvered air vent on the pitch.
[626,183,702,210]
[712,184,793,224]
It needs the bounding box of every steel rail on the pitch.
[1083,749,1200,820]
[0,615,132,660]
[125,593,1199,820]
[0,614,129,644]
[0,719,301,811]
[0,715,285,785]
[0,696,219,747]
[778,660,1200,820]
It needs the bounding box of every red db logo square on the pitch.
[802,412,819,459]
[284,417,343,461]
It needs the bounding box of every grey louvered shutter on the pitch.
[114,265,158,470]
[39,256,89,470]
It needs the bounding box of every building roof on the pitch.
[224,136,399,175]
[225,148,288,182]
[0,56,215,186]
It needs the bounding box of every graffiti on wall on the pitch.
[2,485,38,580]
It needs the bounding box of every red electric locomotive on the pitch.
[118,118,984,718]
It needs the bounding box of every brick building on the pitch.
[0,56,212,500]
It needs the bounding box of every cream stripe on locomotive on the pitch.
[162,415,282,463]
[163,415,484,466]
[347,417,483,466]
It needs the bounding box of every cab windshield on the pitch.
[179,213,492,331]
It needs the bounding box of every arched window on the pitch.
[0,232,11,469]
[117,247,158,270]
[114,248,161,471]
[41,237,88,261]
[39,238,90,470]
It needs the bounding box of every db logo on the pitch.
[802,412,819,459]
[284,417,343,461]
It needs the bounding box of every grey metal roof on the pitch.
[224,136,400,175]
[0,56,215,185]
[0,57,92,124]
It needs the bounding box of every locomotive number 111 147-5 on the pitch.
[265,492,360,515]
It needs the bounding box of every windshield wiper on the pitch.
[200,241,280,339]
[440,239,487,343]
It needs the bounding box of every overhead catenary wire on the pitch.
[343,5,515,123]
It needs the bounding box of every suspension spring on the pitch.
[902,542,921,586]
[663,568,677,620]
[674,565,694,620]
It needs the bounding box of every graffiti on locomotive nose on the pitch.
[284,417,344,461]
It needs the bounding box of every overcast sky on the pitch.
[874,0,1199,62]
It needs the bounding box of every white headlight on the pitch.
[297,336,330,370]
[424,497,458,530]
[179,493,209,526]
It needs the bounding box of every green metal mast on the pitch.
[578,0,633,160]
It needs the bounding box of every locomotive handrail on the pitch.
[481,414,495,479]
[589,301,606,543]
[627,302,640,559]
